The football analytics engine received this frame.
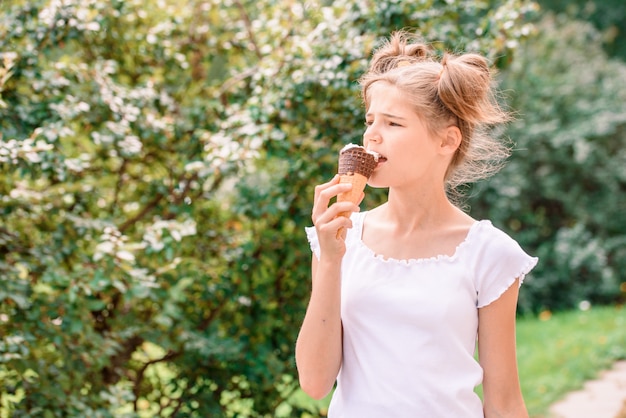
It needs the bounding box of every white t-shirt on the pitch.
[305,211,538,418]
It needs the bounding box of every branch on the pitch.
[102,335,144,385]
[118,169,198,231]
[172,172,199,205]
[216,23,295,104]
[111,158,128,215]
[217,66,258,102]
[197,296,229,332]
[233,0,263,60]
[118,192,165,233]
[132,349,180,411]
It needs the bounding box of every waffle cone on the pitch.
[336,173,368,238]
[337,173,368,217]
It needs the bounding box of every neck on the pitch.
[383,184,460,232]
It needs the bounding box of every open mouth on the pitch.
[367,149,386,163]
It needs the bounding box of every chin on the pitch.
[367,179,388,189]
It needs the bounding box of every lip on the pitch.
[367,148,386,162]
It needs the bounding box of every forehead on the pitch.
[365,81,413,114]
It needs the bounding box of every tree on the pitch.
[1,0,538,416]
[536,0,626,60]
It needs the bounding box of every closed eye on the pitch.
[365,120,403,127]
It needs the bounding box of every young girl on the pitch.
[295,31,538,418]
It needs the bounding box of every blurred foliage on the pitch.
[0,0,623,416]
[537,0,626,59]
[468,14,626,313]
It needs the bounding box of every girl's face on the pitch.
[363,81,449,190]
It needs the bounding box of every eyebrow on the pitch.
[365,112,408,120]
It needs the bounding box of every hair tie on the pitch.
[438,55,449,80]
[396,60,411,68]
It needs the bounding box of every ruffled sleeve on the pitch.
[472,221,538,308]
[304,212,365,261]
[305,226,320,260]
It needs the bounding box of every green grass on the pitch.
[518,305,626,417]
[292,305,626,418]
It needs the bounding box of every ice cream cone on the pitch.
[335,144,379,238]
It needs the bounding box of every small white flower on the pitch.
[119,135,142,154]
[116,251,135,262]
[83,21,101,31]
[95,241,115,254]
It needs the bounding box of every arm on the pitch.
[295,255,343,399]
[478,278,529,418]
[295,176,361,400]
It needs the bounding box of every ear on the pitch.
[439,125,462,156]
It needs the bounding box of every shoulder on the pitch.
[471,220,528,256]
[469,220,538,275]
[469,220,538,307]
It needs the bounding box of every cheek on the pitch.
[367,160,394,187]
[362,126,374,146]
[367,171,385,188]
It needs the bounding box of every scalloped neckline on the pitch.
[356,212,485,265]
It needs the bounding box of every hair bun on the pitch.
[367,31,433,75]
[437,53,505,125]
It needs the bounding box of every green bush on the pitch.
[537,0,626,59]
[468,14,626,313]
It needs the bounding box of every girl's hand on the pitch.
[311,175,362,260]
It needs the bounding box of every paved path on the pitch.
[548,361,626,418]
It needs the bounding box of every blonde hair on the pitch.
[360,30,512,192]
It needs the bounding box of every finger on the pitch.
[312,175,340,223]
[318,182,353,204]
[317,213,353,237]
[314,201,360,227]
[313,175,339,202]
[312,182,353,223]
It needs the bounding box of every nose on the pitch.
[364,133,381,148]
[363,124,381,147]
